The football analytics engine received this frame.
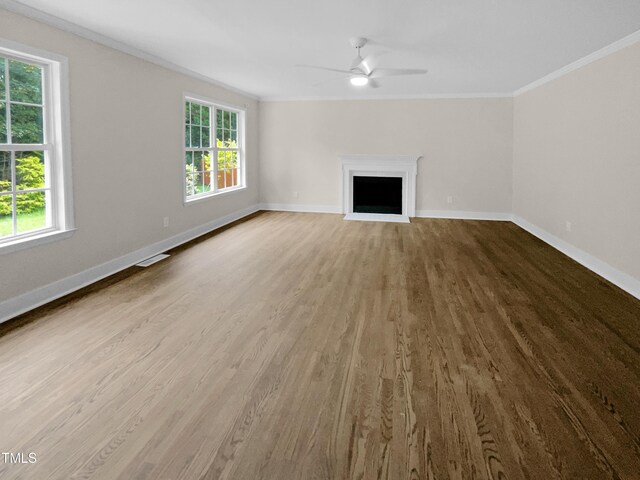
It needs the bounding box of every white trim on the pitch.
[259,203,341,214]
[184,185,247,205]
[3,0,639,101]
[182,93,246,202]
[0,204,260,324]
[512,216,640,300]
[256,207,639,299]
[0,0,258,101]
[2,0,639,101]
[341,155,419,218]
[183,91,248,113]
[514,29,640,96]
[344,213,410,223]
[0,37,75,248]
[3,206,637,323]
[0,228,75,255]
[416,210,512,221]
[259,204,510,220]
[260,93,514,102]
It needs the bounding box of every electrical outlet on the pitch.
[163,216,170,228]
[565,221,572,232]
[447,196,453,204]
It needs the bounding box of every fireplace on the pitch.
[341,155,419,223]
[353,176,402,214]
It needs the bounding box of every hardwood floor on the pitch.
[1,211,639,480]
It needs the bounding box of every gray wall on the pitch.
[259,98,514,214]
[0,8,259,303]
[513,41,640,281]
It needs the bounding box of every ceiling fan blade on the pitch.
[370,68,428,78]
[357,51,388,75]
[295,64,353,75]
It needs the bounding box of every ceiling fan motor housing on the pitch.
[349,37,367,49]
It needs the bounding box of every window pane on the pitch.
[0,59,5,100]
[0,102,6,143]
[230,112,237,129]
[186,173,196,196]
[217,150,225,170]
[230,151,238,168]
[216,109,222,129]
[193,171,203,194]
[224,111,231,129]
[9,60,43,105]
[229,129,237,145]
[201,126,210,147]
[202,152,211,172]
[0,151,10,192]
[193,151,205,171]
[190,125,200,148]
[217,170,225,190]
[16,151,45,189]
[202,106,210,127]
[10,103,44,144]
[201,171,211,193]
[229,168,238,187]
[185,102,190,125]
[0,194,12,237]
[185,151,193,173]
[184,125,190,147]
[190,103,201,125]
[16,190,47,233]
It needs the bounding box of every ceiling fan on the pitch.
[296,37,428,88]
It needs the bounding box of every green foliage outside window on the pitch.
[1,59,44,144]
[1,57,46,217]
[0,154,45,215]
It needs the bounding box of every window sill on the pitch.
[184,186,247,205]
[0,228,76,255]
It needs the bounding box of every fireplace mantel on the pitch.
[340,155,420,222]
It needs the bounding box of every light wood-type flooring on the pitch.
[1,211,639,479]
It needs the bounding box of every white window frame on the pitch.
[183,93,246,204]
[0,38,74,255]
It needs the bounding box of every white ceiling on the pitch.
[8,0,640,99]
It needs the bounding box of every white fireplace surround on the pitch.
[341,155,420,223]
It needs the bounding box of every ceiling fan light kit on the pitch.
[350,75,369,86]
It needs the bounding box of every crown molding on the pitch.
[259,92,514,102]
[0,0,259,100]
[2,1,639,103]
[514,29,640,96]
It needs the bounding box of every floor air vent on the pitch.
[136,253,170,267]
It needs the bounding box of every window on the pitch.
[0,41,72,251]
[184,96,244,201]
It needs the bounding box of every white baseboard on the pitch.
[344,213,410,223]
[0,204,261,324]
[261,206,639,300]
[2,206,636,325]
[260,205,513,221]
[416,210,512,221]
[512,215,640,300]
[259,203,342,214]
